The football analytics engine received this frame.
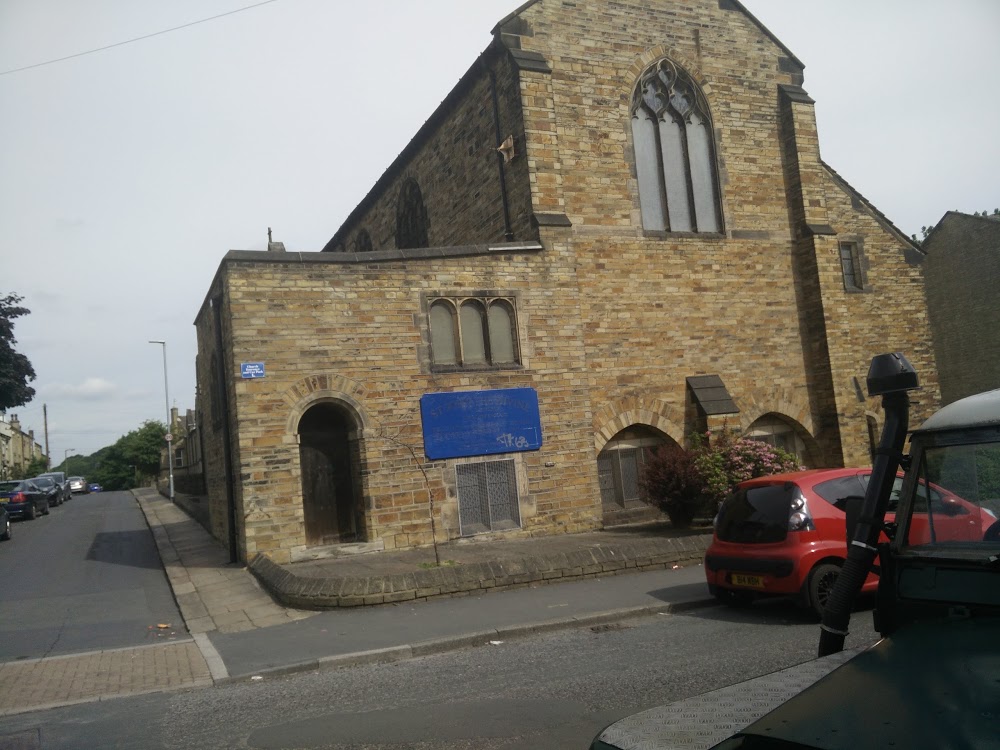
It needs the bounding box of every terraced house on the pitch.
[196,0,940,564]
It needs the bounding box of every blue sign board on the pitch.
[420,388,543,460]
[240,362,266,379]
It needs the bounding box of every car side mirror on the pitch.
[940,501,965,517]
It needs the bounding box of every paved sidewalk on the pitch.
[0,489,716,717]
[134,488,716,682]
[0,639,211,717]
[136,491,315,635]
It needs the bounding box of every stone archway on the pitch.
[298,401,361,546]
[744,412,822,468]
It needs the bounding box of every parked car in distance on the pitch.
[88,483,103,493]
[0,503,9,540]
[69,476,88,494]
[704,467,997,616]
[31,476,62,508]
[37,471,71,504]
[0,479,51,520]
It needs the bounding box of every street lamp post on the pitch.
[148,340,174,501]
[64,448,75,476]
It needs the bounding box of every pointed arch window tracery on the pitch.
[631,58,722,233]
[396,179,429,250]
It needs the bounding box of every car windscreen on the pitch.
[901,440,1000,553]
[33,477,54,487]
[715,483,795,543]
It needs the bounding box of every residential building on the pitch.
[0,413,46,479]
[922,211,1000,405]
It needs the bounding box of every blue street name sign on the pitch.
[240,362,266,379]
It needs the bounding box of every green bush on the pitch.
[641,444,709,527]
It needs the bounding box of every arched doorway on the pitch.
[597,425,677,515]
[744,413,820,467]
[298,402,361,545]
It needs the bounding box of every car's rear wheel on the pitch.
[1,518,10,540]
[809,563,841,617]
[26,502,36,520]
[42,500,50,515]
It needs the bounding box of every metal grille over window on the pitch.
[631,58,722,233]
[457,459,521,536]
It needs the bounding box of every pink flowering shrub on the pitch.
[641,429,803,526]
[693,429,802,507]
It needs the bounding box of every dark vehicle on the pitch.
[37,471,71,504]
[69,476,88,494]
[0,503,9,540]
[0,479,50,520]
[88,483,103,493]
[591,354,1000,749]
[32,476,63,507]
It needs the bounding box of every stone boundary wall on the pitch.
[250,534,711,609]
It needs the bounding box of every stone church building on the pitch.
[195,0,940,564]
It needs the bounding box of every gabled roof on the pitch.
[492,0,804,69]
[324,0,808,252]
[921,210,1000,254]
[821,160,924,254]
[322,38,509,253]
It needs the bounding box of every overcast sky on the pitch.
[1,0,998,462]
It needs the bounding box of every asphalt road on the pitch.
[0,596,880,749]
[0,490,183,660]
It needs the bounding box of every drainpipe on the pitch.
[487,62,515,242]
[213,294,240,564]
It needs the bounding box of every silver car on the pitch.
[69,476,89,494]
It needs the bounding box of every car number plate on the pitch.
[731,573,764,588]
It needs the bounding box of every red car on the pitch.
[704,468,997,616]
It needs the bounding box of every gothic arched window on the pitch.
[631,58,722,233]
[354,229,374,254]
[428,296,520,369]
[396,179,429,249]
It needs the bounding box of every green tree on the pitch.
[88,420,166,491]
[11,455,48,480]
[121,420,168,476]
[0,293,37,411]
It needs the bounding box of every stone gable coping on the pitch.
[223,243,544,268]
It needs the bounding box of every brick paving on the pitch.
[0,641,211,716]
